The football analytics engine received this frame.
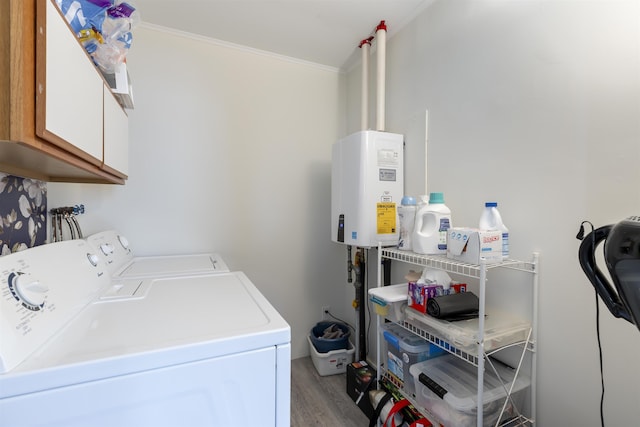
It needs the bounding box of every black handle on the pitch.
[578,225,632,322]
[419,372,447,399]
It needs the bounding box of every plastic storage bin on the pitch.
[369,283,408,322]
[382,322,445,397]
[310,321,350,353]
[409,355,530,427]
[307,335,354,376]
[406,309,531,355]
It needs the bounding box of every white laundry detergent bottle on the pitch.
[479,202,509,259]
[397,196,416,251]
[412,192,451,255]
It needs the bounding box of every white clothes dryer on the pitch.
[0,239,290,427]
[85,230,230,279]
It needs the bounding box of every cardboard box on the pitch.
[445,283,467,296]
[408,282,442,313]
[104,62,135,110]
[346,361,377,419]
[409,282,467,313]
[447,227,502,264]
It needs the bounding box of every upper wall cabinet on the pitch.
[103,86,129,176]
[0,0,128,184]
[37,0,105,166]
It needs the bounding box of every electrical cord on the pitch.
[596,286,605,427]
[577,220,605,427]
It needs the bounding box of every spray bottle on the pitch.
[397,196,416,251]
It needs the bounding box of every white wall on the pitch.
[46,2,640,423]
[48,26,349,359]
[348,1,640,425]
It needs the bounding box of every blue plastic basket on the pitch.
[310,321,350,353]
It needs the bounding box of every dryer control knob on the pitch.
[117,235,130,250]
[100,243,115,255]
[87,253,100,267]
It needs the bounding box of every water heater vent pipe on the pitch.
[375,20,387,132]
[359,37,374,131]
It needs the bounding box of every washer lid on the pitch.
[2,271,290,399]
[116,253,230,278]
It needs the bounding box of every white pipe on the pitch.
[424,109,429,194]
[359,37,373,131]
[375,21,387,132]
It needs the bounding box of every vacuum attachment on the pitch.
[578,216,640,329]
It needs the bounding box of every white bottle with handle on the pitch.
[479,201,509,260]
[412,192,451,255]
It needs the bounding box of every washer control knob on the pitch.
[117,235,129,250]
[100,243,115,256]
[13,273,49,308]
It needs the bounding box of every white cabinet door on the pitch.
[40,0,103,163]
[103,86,129,176]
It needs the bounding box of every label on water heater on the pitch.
[378,149,400,167]
[379,168,396,182]
[376,202,397,235]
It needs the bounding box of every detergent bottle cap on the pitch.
[401,196,417,206]
[429,192,445,204]
[485,202,498,208]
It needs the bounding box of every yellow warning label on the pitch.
[376,202,397,235]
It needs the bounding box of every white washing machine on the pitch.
[85,230,230,279]
[0,239,291,427]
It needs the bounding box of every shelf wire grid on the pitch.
[380,248,536,279]
[377,247,539,426]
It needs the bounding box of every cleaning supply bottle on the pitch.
[397,196,416,251]
[412,192,451,255]
[479,202,509,260]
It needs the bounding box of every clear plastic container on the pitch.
[381,322,445,396]
[410,355,530,427]
[368,283,408,322]
[405,309,531,355]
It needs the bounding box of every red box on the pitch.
[408,282,467,313]
[408,282,442,313]
[447,283,467,295]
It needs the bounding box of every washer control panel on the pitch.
[0,240,111,373]
[7,272,49,311]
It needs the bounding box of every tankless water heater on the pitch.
[331,130,404,248]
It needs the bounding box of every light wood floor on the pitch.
[291,357,371,426]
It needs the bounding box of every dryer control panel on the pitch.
[85,230,134,276]
[0,240,111,373]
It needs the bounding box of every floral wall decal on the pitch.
[0,174,48,255]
